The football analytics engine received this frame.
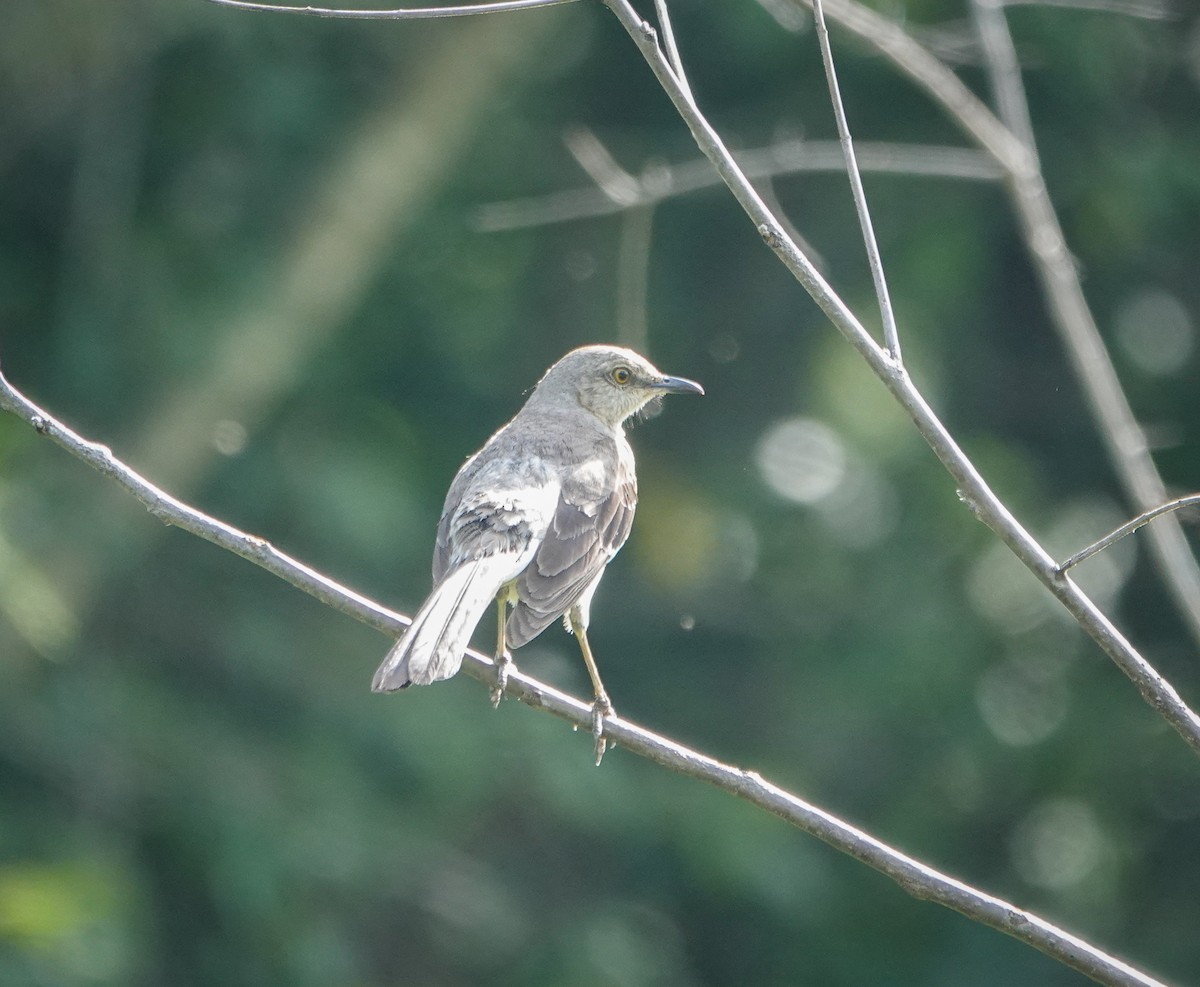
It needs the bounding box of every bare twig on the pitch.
[598,0,1200,766]
[476,140,1001,231]
[811,0,901,359]
[1060,495,1200,574]
[204,0,575,18]
[968,0,1035,148]
[652,0,694,104]
[0,365,1171,987]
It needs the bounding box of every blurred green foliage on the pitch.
[2,0,1200,984]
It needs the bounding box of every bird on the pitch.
[372,344,703,762]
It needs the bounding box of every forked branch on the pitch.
[1060,495,1200,574]
[781,0,1200,653]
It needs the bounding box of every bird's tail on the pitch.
[372,559,505,692]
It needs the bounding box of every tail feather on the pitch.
[372,559,507,692]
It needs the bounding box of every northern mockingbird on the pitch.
[372,344,703,762]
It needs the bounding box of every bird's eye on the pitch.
[612,367,631,385]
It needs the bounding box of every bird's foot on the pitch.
[490,651,513,709]
[591,692,614,766]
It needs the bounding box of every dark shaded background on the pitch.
[2,0,1199,984]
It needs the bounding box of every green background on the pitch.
[2,0,1199,983]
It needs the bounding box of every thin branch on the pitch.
[598,0,1200,768]
[1060,495,1200,574]
[0,366,1170,987]
[969,0,1035,151]
[476,141,1001,231]
[652,0,694,104]
[812,0,901,360]
[203,0,575,18]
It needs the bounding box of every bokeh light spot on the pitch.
[1115,288,1193,376]
[815,460,898,549]
[976,657,1069,747]
[212,419,248,456]
[1011,799,1105,891]
[756,417,845,504]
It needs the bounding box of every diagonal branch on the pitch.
[598,0,1200,765]
[811,0,901,359]
[969,0,1036,148]
[0,364,1170,987]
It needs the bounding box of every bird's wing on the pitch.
[433,448,482,583]
[507,462,637,648]
[433,448,557,579]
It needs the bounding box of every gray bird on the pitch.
[372,344,703,761]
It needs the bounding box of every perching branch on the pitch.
[597,0,1200,766]
[0,365,1170,987]
[203,0,576,18]
[1060,495,1200,574]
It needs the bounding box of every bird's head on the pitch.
[532,344,704,426]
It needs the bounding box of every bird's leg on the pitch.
[569,611,614,765]
[490,592,513,709]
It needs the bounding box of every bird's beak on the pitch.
[653,375,705,396]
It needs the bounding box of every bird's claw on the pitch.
[591,693,614,766]
[490,651,513,709]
